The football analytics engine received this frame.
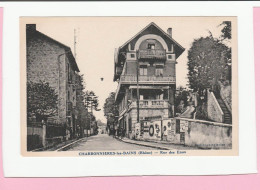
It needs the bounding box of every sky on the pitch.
[23,17,233,123]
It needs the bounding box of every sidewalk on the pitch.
[116,137,199,150]
[33,137,86,151]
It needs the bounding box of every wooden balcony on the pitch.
[138,49,166,60]
[115,75,175,100]
[119,75,175,84]
[119,100,169,116]
[130,100,169,109]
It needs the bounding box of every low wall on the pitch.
[207,90,224,123]
[175,118,232,149]
[27,123,45,151]
[27,122,66,151]
[133,117,232,149]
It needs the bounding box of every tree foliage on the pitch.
[187,36,231,93]
[175,87,190,113]
[219,21,231,40]
[27,81,58,121]
[75,74,88,130]
[103,92,118,126]
[84,91,99,111]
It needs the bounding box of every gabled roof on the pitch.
[119,22,185,58]
[28,28,80,72]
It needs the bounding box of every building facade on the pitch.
[114,22,185,138]
[26,24,80,138]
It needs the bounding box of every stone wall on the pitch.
[176,118,232,149]
[27,31,67,123]
[207,90,224,123]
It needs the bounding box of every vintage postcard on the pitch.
[20,16,238,157]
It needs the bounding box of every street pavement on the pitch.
[65,133,157,151]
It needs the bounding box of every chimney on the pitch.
[26,24,36,33]
[167,27,172,37]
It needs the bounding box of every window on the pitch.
[168,55,172,59]
[68,64,71,82]
[129,118,132,132]
[156,94,163,100]
[139,65,147,76]
[155,65,164,76]
[148,44,155,49]
[130,54,135,58]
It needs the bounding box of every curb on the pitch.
[55,137,86,151]
[115,137,170,150]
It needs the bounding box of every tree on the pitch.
[75,74,88,136]
[219,21,231,41]
[103,92,119,134]
[83,90,100,135]
[84,91,99,112]
[175,87,190,113]
[27,81,58,121]
[187,35,231,94]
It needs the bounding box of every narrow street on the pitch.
[64,134,157,151]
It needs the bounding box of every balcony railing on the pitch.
[138,49,166,60]
[130,100,169,109]
[120,75,175,83]
[115,75,175,100]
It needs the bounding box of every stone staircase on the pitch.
[216,97,232,124]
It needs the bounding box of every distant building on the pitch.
[26,24,80,138]
[113,22,185,137]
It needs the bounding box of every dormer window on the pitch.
[148,44,155,50]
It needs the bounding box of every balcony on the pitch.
[120,75,175,84]
[130,100,169,109]
[138,49,166,60]
[115,75,175,100]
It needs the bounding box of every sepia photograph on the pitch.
[20,17,238,156]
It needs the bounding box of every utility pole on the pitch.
[74,28,77,61]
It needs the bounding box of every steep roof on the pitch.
[119,22,185,58]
